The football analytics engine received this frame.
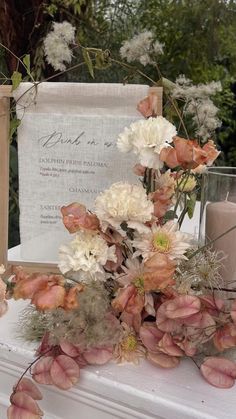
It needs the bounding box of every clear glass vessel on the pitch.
[199,167,236,286]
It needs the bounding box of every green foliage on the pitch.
[11,71,22,90]
[9,142,20,248]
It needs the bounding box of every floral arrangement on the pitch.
[1,25,236,419]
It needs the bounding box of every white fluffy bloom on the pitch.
[94,182,154,234]
[44,21,75,71]
[58,231,116,281]
[117,116,177,169]
[133,221,191,261]
[172,77,222,100]
[171,76,222,140]
[120,31,163,66]
[53,21,75,43]
[186,98,221,140]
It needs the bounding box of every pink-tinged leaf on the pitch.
[147,351,180,369]
[112,285,136,313]
[83,347,113,365]
[140,323,163,352]
[230,300,236,324]
[50,355,80,390]
[213,324,236,351]
[15,378,42,400]
[183,311,216,334]
[176,339,197,357]
[8,392,43,418]
[36,333,52,356]
[120,311,142,333]
[158,333,184,357]
[32,357,54,385]
[201,357,236,388]
[165,295,201,319]
[156,302,182,333]
[75,354,88,368]
[60,341,81,357]
[200,295,224,314]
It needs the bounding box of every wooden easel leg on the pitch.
[0,95,10,267]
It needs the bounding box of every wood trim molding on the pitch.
[0,86,12,267]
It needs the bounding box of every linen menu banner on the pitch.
[14,82,162,262]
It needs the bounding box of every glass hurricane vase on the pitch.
[199,167,236,290]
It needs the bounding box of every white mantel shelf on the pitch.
[0,301,236,419]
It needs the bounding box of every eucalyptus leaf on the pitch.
[23,54,31,75]
[10,145,18,176]
[9,118,21,140]
[187,194,197,219]
[11,71,22,90]
[163,210,178,221]
[82,49,94,78]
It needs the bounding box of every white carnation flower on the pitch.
[58,231,116,281]
[94,182,154,234]
[117,116,177,169]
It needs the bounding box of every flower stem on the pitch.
[189,224,236,260]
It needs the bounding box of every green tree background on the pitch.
[0,0,235,247]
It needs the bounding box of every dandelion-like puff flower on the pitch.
[94,182,154,234]
[133,221,191,261]
[44,21,75,71]
[117,117,177,169]
[120,31,163,66]
[58,231,117,281]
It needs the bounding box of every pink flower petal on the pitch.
[50,355,80,390]
[156,302,182,333]
[165,295,201,319]
[201,357,236,388]
[32,356,54,385]
[8,392,43,418]
[140,323,163,352]
[32,285,66,310]
[15,378,42,400]
[147,351,180,368]
[60,341,81,357]
[83,347,113,365]
[158,333,184,357]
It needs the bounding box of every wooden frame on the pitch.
[0,86,11,269]
[0,84,163,275]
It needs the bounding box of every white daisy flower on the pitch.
[133,221,191,261]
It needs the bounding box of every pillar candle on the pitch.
[206,201,236,285]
